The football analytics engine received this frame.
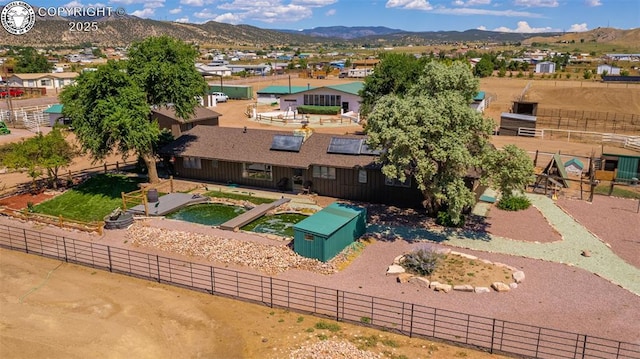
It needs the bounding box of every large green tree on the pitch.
[61,36,207,183]
[365,61,494,223]
[14,47,53,73]
[359,53,428,118]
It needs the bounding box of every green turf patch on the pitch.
[32,174,145,222]
[203,190,274,205]
[594,184,640,199]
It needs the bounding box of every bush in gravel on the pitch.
[497,195,531,211]
[315,321,341,332]
[401,248,443,276]
[436,211,465,227]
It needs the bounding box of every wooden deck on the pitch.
[219,197,290,231]
[127,193,209,216]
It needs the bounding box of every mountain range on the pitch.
[0,10,637,49]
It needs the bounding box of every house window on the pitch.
[313,166,336,180]
[304,234,314,241]
[243,163,272,181]
[385,176,411,188]
[40,79,52,87]
[358,170,367,184]
[183,157,201,169]
[304,94,341,106]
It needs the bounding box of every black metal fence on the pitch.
[1,223,638,359]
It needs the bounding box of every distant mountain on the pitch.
[522,27,640,46]
[277,26,406,40]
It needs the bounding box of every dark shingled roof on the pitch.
[151,106,222,124]
[160,126,379,169]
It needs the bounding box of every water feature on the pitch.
[240,213,307,237]
[165,204,307,237]
[166,204,246,226]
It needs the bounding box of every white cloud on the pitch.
[194,8,217,19]
[477,25,487,30]
[493,20,559,32]
[513,0,559,7]
[179,0,213,6]
[110,0,157,5]
[131,7,155,17]
[169,7,182,14]
[585,0,602,6]
[174,16,190,23]
[386,0,434,11]
[325,8,336,16]
[213,12,245,24]
[144,1,164,8]
[292,0,338,5]
[452,0,491,6]
[568,23,589,32]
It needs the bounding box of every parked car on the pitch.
[212,92,229,102]
[0,88,24,98]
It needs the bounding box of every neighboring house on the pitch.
[7,72,79,91]
[44,104,67,126]
[256,85,315,104]
[227,64,271,76]
[535,62,556,74]
[278,82,364,114]
[195,63,232,77]
[160,126,428,208]
[347,68,374,78]
[151,106,221,138]
[596,64,621,75]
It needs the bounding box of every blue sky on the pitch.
[19,0,640,33]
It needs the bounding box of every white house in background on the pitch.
[278,82,364,114]
[347,68,373,78]
[7,72,79,91]
[195,63,232,77]
[597,64,621,75]
[535,61,556,73]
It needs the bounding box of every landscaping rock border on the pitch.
[386,250,524,294]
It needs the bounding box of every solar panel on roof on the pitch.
[327,137,363,155]
[271,135,304,152]
[359,142,382,155]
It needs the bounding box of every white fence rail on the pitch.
[517,127,544,137]
[517,128,640,152]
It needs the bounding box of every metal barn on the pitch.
[293,202,367,262]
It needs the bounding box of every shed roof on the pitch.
[151,106,221,124]
[43,104,64,114]
[293,202,365,237]
[564,158,584,169]
[473,91,485,101]
[500,112,537,122]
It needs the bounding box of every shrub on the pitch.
[314,321,341,332]
[296,105,340,115]
[497,195,531,211]
[436,211,465,227]
[401,248,443,276]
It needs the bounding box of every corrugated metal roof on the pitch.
[293,202,365,237]
[257,86,313,95]
[500,112,537,122]
[325,82,364,95]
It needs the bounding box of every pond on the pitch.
[241,213,308,237]
[166,204,246,226]
[165,204,307,237]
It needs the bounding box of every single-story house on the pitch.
[195,63,232,78]
[160,126,428,208]
[277,82,364,114]
[7,72,79,91]
[151,106,221,138]
[596,64,621,75]
[256,85,315,104]
[228,64,271,76]
[535,62,556,74]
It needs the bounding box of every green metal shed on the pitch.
[603,153,640,181]
[293,202,367,262]
[208,85,253,100]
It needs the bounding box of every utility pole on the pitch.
[3,62,14,125]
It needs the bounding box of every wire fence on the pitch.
[535,108,640,134]
[0,223,638,359]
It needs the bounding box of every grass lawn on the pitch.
[203,190,274,205]
[32,174,145,222]
[594,184,640,199]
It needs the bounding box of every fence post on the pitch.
[104,163,107,173]
[116,161,119,172]
[62,237,68,262]
[582,335,588,359]
[490,318,496,354]
[156,255,161,283]
[23,228,28,254]
[269,277,274,308]
[535,327,541,357]
[409,304,414,338]
[210,266,215,294]
[336,290,340,321]
[107,246,112,272]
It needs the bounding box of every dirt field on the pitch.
[0,248,509,359]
